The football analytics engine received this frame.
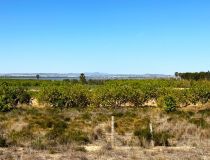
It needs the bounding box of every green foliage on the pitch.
[176,71,210,80]
[80,73,87,84]
[0,102,13,112]
[61,130,90,145]
[74,146,87,152]
[46,126,90,145]
[198,109,210,116]
[46,120,68,140]
[134,127,152,142]
[0,135,7,147]
[17,88,31,104]
[36,74,40,80]
[9,127,34,145]
[36,79,210,109]
[134,127,171,147]
[158,96,177,112]
[189,84,210,104]
[153,131,171,146]
[92,84,146,107]
[87,79,105,85]
[189,118,210,129]
[31,138,46,150]
[0,85,31,112]
[38,85,90,108]
[2,78,210,111]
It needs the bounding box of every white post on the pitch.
[149,122,154,147]
[111,116,115,148]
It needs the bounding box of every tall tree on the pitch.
[175,72,179,77]
[80,73,87,84]
[36,74,40,80]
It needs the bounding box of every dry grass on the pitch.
[0,104,210,159]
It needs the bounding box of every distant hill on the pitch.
[0,73,173,80]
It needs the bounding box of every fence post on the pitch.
[111,116,115,148]
[149,122,154,147]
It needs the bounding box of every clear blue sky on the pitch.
[0,0,210,75]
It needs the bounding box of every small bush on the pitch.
[38,85,90,109]
[81,112,91,120]
[198,109,210,116]
[158,96,177,113]
[153,131,171,146]
[31,138,46,150]
[55,130,90,145]
[46,120,68,140]
[65,130,90,145]
[134,128,171,147]
[9,127,34,145]
[0,86,31,112]
[17,89,31,104]
[0,135,8,147]
[134,128,152,147]
[189,118,210,129]
[74,146,87,152]
[0,102,13,112]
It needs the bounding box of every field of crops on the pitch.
[1,79,210,159]
[1,79,210,112]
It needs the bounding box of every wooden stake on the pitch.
[111,116,115,148]
[150,122,154,147]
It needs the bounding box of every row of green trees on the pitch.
[0,83,31,112]
[37,81,210,112]
[175,71,210,80]
[0,73,105,88]
[2,79,210,112]
[2,74,203,89]
[38,85,90,109]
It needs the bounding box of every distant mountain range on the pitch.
[0,73,173,80]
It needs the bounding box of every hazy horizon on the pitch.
[0,72,172,76]
[1,0,210,74]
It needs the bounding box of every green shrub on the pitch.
[9,127,34,145]
[81,112,92,120]
[74,146,87,152]
[64,130,90,144]
[189,118,210,129]
[92,84,146,107]
[46,120,68,140]
[31,138,46,150]
[0,135,7,147]
[198,109,210,116]
[0,102,13,112]
[134,128,152,142]
[30,116,55,129]
[158,96,177,112]
[0,86,31,112]
[153,131,171,146]
[16,88,31,104]
[54,130,90,145]
[38,85,90,108]
[134,128,171,147]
